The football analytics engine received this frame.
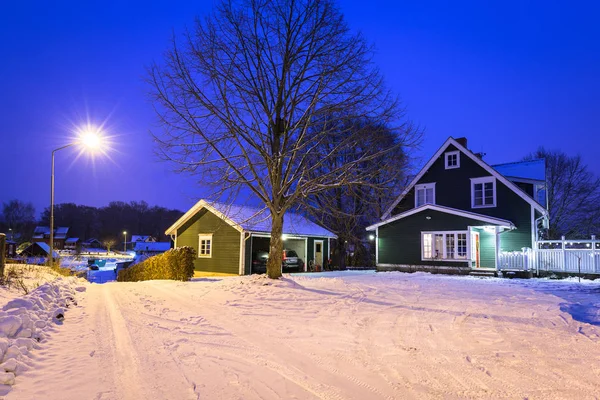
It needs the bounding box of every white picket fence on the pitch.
[498,236,600,275]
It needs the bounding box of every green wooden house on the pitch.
[367,137,549,275]
[165,200,336,275]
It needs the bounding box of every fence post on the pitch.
[562,235,567,272]
[592,235,597,274]
[0,233,5,278]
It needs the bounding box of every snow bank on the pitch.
[0,277,85,387]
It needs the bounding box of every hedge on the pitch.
[117,246,196,282]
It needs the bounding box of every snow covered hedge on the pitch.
[0,277,84,386]
[117,247,196,282]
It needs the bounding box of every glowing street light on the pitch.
[49,126,104,268]
[123,231,127,252]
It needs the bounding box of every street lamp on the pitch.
[49,128,103,268]
[123,231,127,252]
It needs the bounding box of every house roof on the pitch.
[131,235,156,242]
[21,242,60,258]
[134,242,171,252]
[32,226,69,239]
[367,204,516,231]
[165,200,336,238]
[381,137,547,220]
[65,238,80,243]
[492,159,545,182]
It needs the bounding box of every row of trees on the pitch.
[0,200,183,244]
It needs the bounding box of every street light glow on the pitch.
[80,130,102,150]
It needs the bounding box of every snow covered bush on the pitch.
[117,247,196,282]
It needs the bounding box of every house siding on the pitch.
[378,209,501,268]
[391,144,533,251]
[176,208,240,275]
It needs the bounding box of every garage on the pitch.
[248,235,308,274]
[167,200,336,276]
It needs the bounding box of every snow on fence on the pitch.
[498,236,600,275]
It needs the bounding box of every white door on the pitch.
[314,240,324,267]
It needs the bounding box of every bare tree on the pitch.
[1,200,36,242]
[149,0,420,278]
[525,148,600,238]
[299,117,410,268]
[102,238,117,253]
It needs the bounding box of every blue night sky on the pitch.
[1,1,598,215]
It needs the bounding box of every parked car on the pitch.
[251,250,269,273]
[282,249,304,272]
[251,249,305,273]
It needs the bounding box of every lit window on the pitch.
[198,234,213,258]
[422,231,468,261]
[422,233,432,258]
[445,151,460,169]
[471,177,496,208]
[415,183,436,207]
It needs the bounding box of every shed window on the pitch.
[445,151,460,169]
[471,177,496,208]
[422,231,468,261]
[198,234,213,258]
[415,183,436,207]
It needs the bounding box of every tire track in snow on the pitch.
[148,282,370,400]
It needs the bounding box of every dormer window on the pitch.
[415,183,435,207]
[445,151,460,169]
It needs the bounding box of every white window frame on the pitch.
[198,234,213,258]
[471,177,496,209]
[421,231,469,262]
[445,151,460,169]
[415,183,436,207]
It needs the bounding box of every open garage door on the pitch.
[283,237,307,272]
[249,235,307,274]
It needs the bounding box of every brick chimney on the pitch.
[455,137,468,148]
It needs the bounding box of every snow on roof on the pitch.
[131,235,156,242]
[65,238,80,243]
[32,226,69,239]
[210,202,336,237]
[166,200,336,238]
[134,242,171,252]
[492,159,545,182]
[25,242,60,258]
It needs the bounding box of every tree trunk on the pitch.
[0,233,6,278]
[267,212,284,279]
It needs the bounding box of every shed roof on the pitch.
[492,159,545,182]
[134,242,171,252]
[166,200,336,238]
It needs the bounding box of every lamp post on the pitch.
[123,231,127,252]
[49,130,102,268]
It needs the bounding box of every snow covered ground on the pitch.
[6,271,600,399]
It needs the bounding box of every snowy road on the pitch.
[7,272,600,399]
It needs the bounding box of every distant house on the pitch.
[5,240,17,258]
[130,235,157,243]
[32,226,70,250]
[366,137,548,275]
[20,242,59,259]
[134,241,171,255]
[82,238,103,249]
[64,238,80,250]
[165,200,336,275]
